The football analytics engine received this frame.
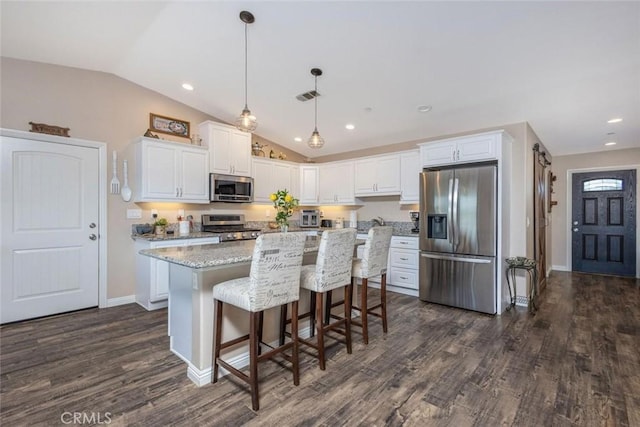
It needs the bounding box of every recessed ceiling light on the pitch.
[182,83,194,91]
[294,137,302,142]
[605,141,617,146]
[417,105,432,113]
[607,118,623,124]
[345,124,355,130]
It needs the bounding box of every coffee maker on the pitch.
[409,211,419,233]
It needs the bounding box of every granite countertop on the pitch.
[131,231,219,242]
[140,236,365,269]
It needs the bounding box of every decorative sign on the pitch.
[29,121,70,137]
[149,113,190,138]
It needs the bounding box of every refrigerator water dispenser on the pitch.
[427,214,447,239]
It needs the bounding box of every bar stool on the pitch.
[350,226,393,344]
[280,228,357,370]
[211,232,307,411]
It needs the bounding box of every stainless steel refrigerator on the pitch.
[419,163,497,314]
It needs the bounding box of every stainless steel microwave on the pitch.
[210,174,254,203]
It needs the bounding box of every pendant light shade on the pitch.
[307,68,324,148]
[235,11,257,133]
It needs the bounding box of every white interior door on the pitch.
[1,136,100,323]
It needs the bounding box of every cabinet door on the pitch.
[375,155,401,194]
[149,240,185,301]
[272,162,292,194]
[420,140,456,167]
[179,147,209,202]
[334,162,355,203]
[400,151,421,204]
[141,142,179,200]
[299,166,319,205]
[289,164,300,201]
[318,164,338,204]
[208,126,232,174]
[354,158,377,195]
[456,134,497,163]
[252,158,273,203]
[230,130,252,176]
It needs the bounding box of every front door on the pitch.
[1,136,100,323]
[571,169,636,277]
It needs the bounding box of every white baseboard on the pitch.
[552,265,569,272]
[106,295,136,307]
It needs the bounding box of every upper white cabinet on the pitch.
[419,131,499,167]
[132,137,209,203]
[299,165,319,205]
[199,120,252,176]
[399,150,421,204]
[319,161,358,205]
[354,154,401,196]
[252,158,300,203]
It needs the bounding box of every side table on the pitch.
[505,257,538,313]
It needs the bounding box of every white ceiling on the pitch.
[1,1,639,158]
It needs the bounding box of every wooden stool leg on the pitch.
[324,290,332,325]
[249,311,260,411]
[381,273,388,333]
[279,304,288,346]
[316,291,326,370]
[309,291,316,338]
[344,284,352,354]
[257,311,264,356]
[212,299,223,383]
[361,278,369,345]
[291,301,300,386]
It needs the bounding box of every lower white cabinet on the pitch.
[356,234,418,297]
[135,237,220,310]
[387,236,419,296]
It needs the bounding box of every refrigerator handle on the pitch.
[452,178,460,246]
[447,178,454,244]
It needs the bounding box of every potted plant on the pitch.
[154,217,168,235]
[270,189,299,232]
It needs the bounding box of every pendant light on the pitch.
[235,11,257,132]
[307,68,325,149]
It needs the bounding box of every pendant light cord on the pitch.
[314,75,318,130]
[244,22,248,108]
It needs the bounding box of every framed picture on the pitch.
[149,113,190,138]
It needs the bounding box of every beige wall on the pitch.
[550,148,640,273]
[0,58,300,300]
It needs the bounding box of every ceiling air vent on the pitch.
[296,90,320,102]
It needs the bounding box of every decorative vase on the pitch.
[154,225,166,235]
[279,223,289,233]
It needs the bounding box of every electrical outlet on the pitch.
[319,210,324,217]
[178,209,185,218]
[126,209,142,219]
[151,209,158,218]
[265,209,270,218]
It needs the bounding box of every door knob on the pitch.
[89,234,97,240]
[573,228,579,232]
[89,223,96,228]
[573,221,578,225]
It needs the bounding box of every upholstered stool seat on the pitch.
[212,232,307,411]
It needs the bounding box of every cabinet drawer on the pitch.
[390,248,418,268]
[391,236,418,250]
[389,268,418,290]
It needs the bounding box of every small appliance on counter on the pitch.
[320,219,333,228]
[300,209,320,227]
[410,211,419,233]
[334,217,344,229]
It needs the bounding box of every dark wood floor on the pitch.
[1,271,639,426]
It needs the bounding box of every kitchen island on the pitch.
[140,234,360,386]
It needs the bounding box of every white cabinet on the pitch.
[132,137,209,203]
[354,154,401,196]
[199,120,252,176]
[135,237,219,311]
[299,165,319,205]
[419,131,498,167]
[252,158,300,203]
[399,150,421,204]
[387,236,419,297]
[319,161,358,205]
